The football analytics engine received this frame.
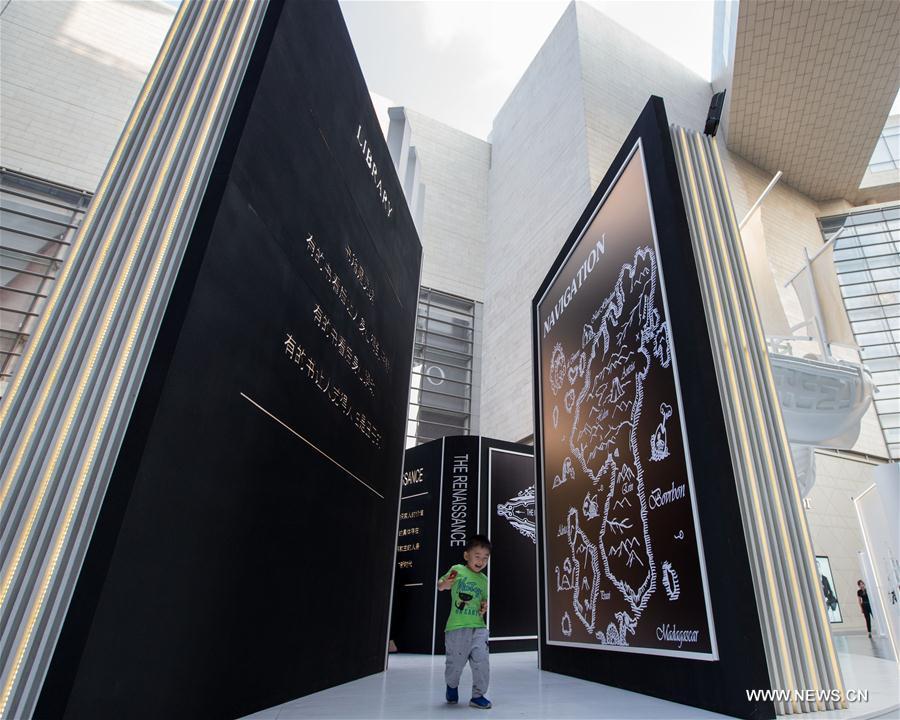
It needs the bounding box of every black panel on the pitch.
[37,2,421,718]
[392,436,537,656]
[482,439,537,652]
[390,441,443,653]
[434,435,481,655]
[531,97,773,720]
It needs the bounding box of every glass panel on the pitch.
[423,302,473,326]
[870,162,897,173]
[870,360,900,374]
[856,231,892,247]
[877,413,900,428]
[874,398,900,413]
[827,205,900,458]
[412,371,470,391]
[414,360,470,385]
[869,138,892,165]
[417,314,474,338]
[833,246,863,262]
[416,391,469,413]
[416,330,472,354]
[838,257,900,275]
[841,280,899,298]
[820,217,847,234]
[846,211,885,227]
[416,412,464,433]
[425,292,473,315]
[853,317,900,334]
[861,242,900,259]
[872,385,900,400]
[849,305,900,321]
[861,345,898,360]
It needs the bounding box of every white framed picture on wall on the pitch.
[816,556,843,623]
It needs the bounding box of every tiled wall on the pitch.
[480,3,713,442]
[403,109,491,304]
[0,0,175,191]
[575,2,712,191]
[479,4,592,442]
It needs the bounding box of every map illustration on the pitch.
[537,147,714,658]
[552,245,669,645]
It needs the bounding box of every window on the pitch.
[405,287,481,448]
[0,169,91,397]
[822,205,900,459]
[866,118,900,175]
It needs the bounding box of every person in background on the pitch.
[437,534,491,709]
[857,579,873,637]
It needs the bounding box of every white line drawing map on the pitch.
[662,560,680,601]
[650,403,672,462]
[538,145,715,658]
[562,611,573,637]
[546,245,672,646]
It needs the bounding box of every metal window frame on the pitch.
[408,415,470,432]
[414,327,475,346]
[0,264,59,282]
[824,206,900,459]
[408,383,472,403]
[410,370,472,389]
[0,187,89,214]
[415,313,474,336]
[412,347,473,371]
[0,207,80,230]
[407,398,471,412]
[0,226,73,247]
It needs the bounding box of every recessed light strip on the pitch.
[0,0,212,589]
[0,0,194,511]
[692,133,826,711]
[672,131,789,713]
[695,133,820,713]
[699,133,838,709]
[0,0,218,631]
[673,127,794,713]
[0,2,266,716]
[0,3,228,711]
[707,137,846,707]
[673,124,849,713]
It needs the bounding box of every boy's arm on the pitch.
[437,567,458,591]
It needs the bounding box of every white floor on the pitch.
[243,644,899,720]
[244,651,726,719]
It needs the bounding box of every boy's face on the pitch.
[464,546,490,573]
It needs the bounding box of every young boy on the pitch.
[437,534,491,709]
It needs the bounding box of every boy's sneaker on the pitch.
[469,696,492,709]
[445,685,458,704]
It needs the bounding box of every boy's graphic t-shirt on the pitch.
[440,564,488,631]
